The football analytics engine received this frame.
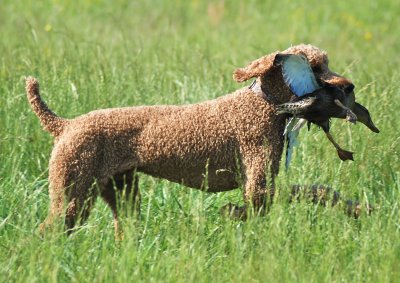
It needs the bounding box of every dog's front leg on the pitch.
[244,166,268,214]
[242,149,269,215]
[220,143,271,219]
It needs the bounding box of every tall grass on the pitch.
[1,0,399,282]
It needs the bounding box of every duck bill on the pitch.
[365,120,380,133]
[353,102,380,133]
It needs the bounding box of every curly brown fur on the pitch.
[26,44,355,236]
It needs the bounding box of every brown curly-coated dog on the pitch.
[26,44,354,236]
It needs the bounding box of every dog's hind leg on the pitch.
[100,170,140,238]
[64,179,99,235]
[40,171,98,235]
[40,164,94,234]
[46,146,101,234]
[39,181,66,233]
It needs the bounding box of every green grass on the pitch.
[1,0,400,282]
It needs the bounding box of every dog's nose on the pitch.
[344,83,355,93]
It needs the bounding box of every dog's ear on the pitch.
[233,52,278,82]
[232,45,328,83]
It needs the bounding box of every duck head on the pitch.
[353,102,380,133]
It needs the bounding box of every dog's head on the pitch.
[233,44,355,104]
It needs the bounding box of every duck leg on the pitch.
[334,99,357,123]
[325,132,354,161]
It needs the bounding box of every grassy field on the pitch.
[1,0,400,282]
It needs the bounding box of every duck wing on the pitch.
[284,117,300,170]
[274,54,322,170]
[276,96,317,115]
[275,54,321,96]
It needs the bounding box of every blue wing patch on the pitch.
[280,54,320,97]
[276,54,321,169]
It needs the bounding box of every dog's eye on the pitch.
[312,66,323,73]
[344,84,355,93]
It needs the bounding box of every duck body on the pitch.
[278,85,351,132]
[274,53,379,165]
[274,53,358,164]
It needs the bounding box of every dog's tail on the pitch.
[25,77,67,137]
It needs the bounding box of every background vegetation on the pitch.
[1,0,399,282]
